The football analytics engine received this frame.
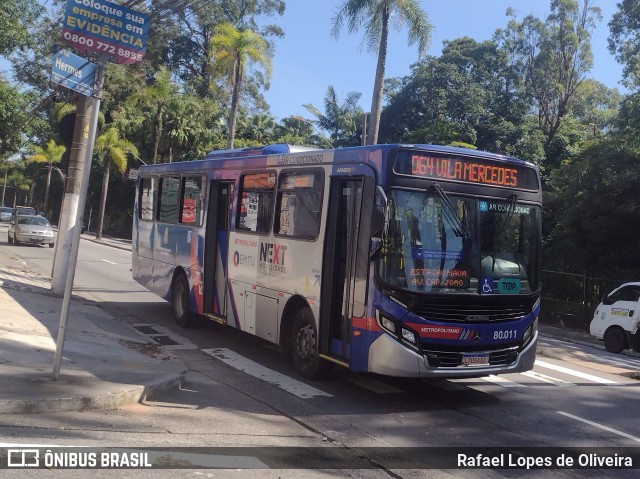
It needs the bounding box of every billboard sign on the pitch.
[62,0,150,64]
[51,50,96,97]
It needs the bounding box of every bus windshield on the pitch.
[376,189,540,295]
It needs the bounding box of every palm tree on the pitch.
[304,86,363,147]
[94,127,138,240]
[27,139,66,216]
[6,171,30,207]
[209,23,272,149]
[145,67,177,164]
[331,0,431,145]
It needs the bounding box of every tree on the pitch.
[507,0,601,168]
[543,139,640,278]
[0,0,41,57]
[94,127,138,240]
[609,0,640,89]
[0,79,30,157]
[331,0,431,145]
[209,23,272,149]
[27,139,65,216]
[304,86,363,147]
[6,170,30,207]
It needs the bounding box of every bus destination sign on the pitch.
[394,151,539,190]
[62,0,150,64]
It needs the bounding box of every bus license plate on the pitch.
[462,353,489,366]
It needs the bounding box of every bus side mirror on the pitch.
[374,186,389,239]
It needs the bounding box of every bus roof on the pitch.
[136,143,537,174]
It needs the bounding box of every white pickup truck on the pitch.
[590,282,640,353]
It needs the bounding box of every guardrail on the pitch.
[541,270,623,322]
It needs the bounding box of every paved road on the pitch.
[0,222,639,478]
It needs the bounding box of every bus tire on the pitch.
[604,326,627,353]
[290,308,332,379]
[171,274,193,327]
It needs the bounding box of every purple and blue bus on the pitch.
[132,143,541,379]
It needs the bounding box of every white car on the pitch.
[589,282,640,353]
[8,215,55,248]
[0,206,11,222]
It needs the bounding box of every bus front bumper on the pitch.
[367,331,538,378]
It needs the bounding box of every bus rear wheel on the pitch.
[604,326,627,353]
[290,308,332,379]
[171,274,193,327]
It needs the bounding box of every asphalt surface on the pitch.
[0,231,637,415]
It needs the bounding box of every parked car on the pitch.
[8,215,55,248]
[0,206,11,222]
[589,282,640,353]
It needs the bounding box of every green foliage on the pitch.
[0,0,41,57]
[27,139,65,165]
[209,23,273,148]
[543,140,640,278]
[0,79,30,157]
[304,86,363,147]
[331,0,432,144]
[609,0,640,89]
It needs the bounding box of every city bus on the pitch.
[132,143,542,379]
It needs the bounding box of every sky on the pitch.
[0,1,625,125]
[263,0,625,122]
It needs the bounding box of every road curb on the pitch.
[81,236,132,252]
[0,372,186,415]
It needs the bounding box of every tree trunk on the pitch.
[366,4,390,145]
[97,156,111,240]
[44,163,52,215]
[153,101,162,164]
[227,56,244,149]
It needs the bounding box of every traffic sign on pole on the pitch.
[51,50,96,97]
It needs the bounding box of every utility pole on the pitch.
[51,57,105,380]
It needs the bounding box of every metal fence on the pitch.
[540,270,622,320]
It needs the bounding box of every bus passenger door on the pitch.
[203,181,232,320]
[320,177,364,364]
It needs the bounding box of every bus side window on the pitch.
[275,170,323,239]
[180,176,204,225]
[237,172,276,234]
[157,176,180,224]
[139,177,155,221]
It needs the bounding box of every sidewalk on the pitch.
[0,238,186,414]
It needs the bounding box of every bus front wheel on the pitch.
[604,326,627,353]
[290,308,332,379]
[171,274,193,327]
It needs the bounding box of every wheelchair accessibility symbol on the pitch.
[482,278,494,293]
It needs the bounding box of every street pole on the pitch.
[52,57,106,381]
[1,169,6,207]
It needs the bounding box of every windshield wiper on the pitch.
[498,194,518,238]
[491,193,519,272]
[430,184,470,239]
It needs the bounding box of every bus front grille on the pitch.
[412,302,529,323]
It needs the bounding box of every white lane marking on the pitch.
[202,348,332,399]
[557,411,640,444]
[101,259,117,264]
[535,360,618,384]
[481,375,526,387]
[522,370,574,386]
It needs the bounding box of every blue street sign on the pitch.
[51,50,95,97]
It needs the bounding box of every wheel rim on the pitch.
[295,324,316,362]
